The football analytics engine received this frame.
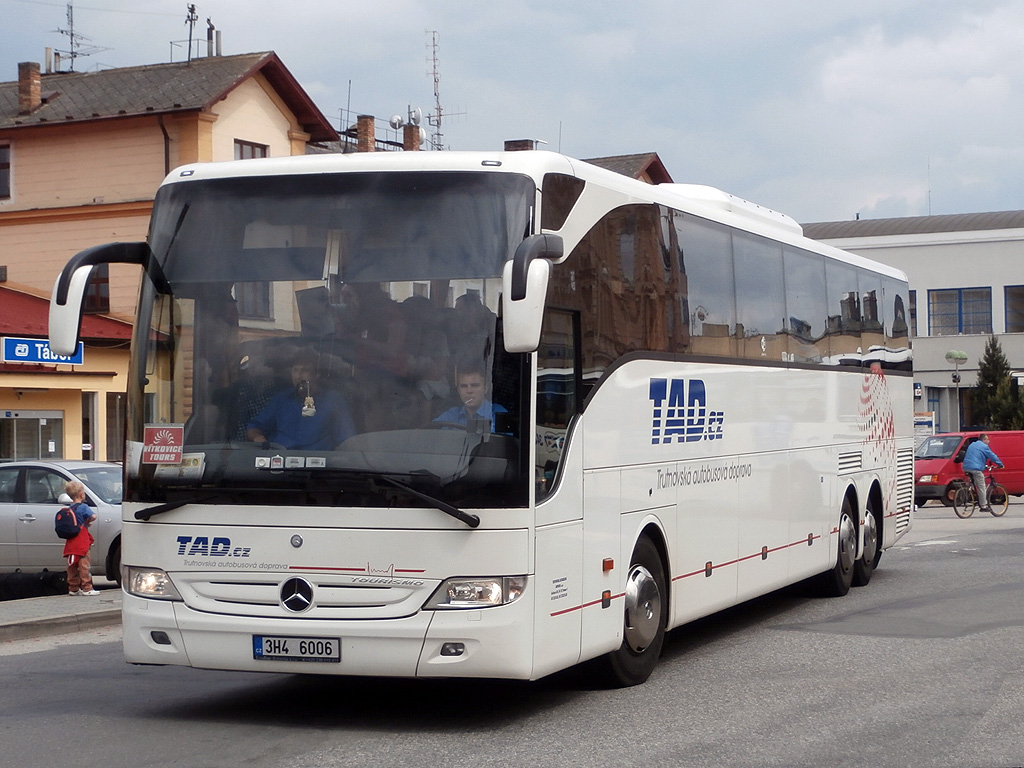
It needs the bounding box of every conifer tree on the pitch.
[972,336,1018,429]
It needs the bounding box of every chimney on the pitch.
[403,123,421,152]
[357,115,375,153]
[18,62,41,115]
[504,139,535,152]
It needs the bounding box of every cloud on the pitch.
[3,0,1024,221]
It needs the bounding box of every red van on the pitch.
[915,430,1024,506]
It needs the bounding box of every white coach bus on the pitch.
[50,151,913,686]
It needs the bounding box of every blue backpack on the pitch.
[54,506,82,540]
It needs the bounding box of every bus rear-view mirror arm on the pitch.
[49,241,169,356]
[502,233,563,354]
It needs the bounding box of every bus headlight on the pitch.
[127,567,183,601]
[425,576,527,609]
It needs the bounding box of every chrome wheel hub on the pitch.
[838,512,856,573]
[623,564,662,653]
[862,510,878,565]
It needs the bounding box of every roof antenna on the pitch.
[185,4,198,62]
[53,2,107,72]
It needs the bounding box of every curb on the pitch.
[0,609,122,643]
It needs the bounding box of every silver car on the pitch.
[0,460,122,582]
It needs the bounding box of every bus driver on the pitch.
[246,349,356,450]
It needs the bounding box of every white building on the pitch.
[804,211,1024,433]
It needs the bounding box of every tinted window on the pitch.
[825,260,861,365]
[734,231,785,362]
[784,247,827,364]
[677,215,736,358]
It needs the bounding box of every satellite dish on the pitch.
[419,127,427,145]
[389,114,404,130]
[408,106,422,126]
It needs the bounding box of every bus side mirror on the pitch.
[502,234,562,354]
[49,264,94,356]
[49,241,165,356]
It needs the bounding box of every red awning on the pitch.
[0,285,132,340]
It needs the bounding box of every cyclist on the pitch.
[963,433,1004,513]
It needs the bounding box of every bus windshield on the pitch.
[126,171,534,510]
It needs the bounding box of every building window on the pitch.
[908,290,918,337]
[236,281,272,319]
[1006,286,1024,333]
[83,263,110,314]
[0,144,10,199]
[928,287,992,336]
[234,140,268,160]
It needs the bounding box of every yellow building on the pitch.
[0,51,337,460]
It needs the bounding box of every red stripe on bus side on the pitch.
[552,535,824,616]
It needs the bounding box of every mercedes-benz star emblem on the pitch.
[280,577,314,613]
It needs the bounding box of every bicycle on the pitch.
[952,466,1008,518]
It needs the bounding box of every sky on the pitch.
[3,0,1024,224]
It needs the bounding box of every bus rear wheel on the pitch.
[595,536,667,687]
[815,496,856,597]
[852,497,880,587]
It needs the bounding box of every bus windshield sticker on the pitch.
[142,424,185,464]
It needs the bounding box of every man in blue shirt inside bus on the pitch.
[434,361,507,433]
[963,433,1004,512]
[246,350,355,450]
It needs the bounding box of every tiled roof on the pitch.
[585,153,674,184]
[0,52,338,142]
[803,210,1024,240]
[0,285,132,340]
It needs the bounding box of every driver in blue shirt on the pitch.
[434,361,507,432]
[246,350,355,450]
[962,433,1004,512]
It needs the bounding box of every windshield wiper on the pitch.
[135,495,216,521]
[377,475,480,528]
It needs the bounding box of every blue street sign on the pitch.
[2,336,84,365]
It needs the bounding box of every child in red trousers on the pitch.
[63,480,98,596]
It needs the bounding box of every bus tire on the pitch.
[852,496,881,587]
[815,496,856,597]
[595,536,667,687]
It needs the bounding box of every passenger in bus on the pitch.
[245,349,356,450]
[434,359,507,433]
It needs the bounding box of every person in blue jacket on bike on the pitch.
[963,433,1004,512]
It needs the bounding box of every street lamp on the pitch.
[945,350,968,431]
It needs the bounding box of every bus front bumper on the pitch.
[122,592,537,680]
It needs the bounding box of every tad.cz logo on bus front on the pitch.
[649,378,724,444]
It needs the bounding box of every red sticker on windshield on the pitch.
[142,425,184,464]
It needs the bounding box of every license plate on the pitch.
[252,635,340,663]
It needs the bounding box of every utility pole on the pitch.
[185,4,199,62]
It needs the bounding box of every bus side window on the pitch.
[536,308,580,500]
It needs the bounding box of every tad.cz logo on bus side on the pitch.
[649,378,725,444]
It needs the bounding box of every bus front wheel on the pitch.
[595,536,667,687]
